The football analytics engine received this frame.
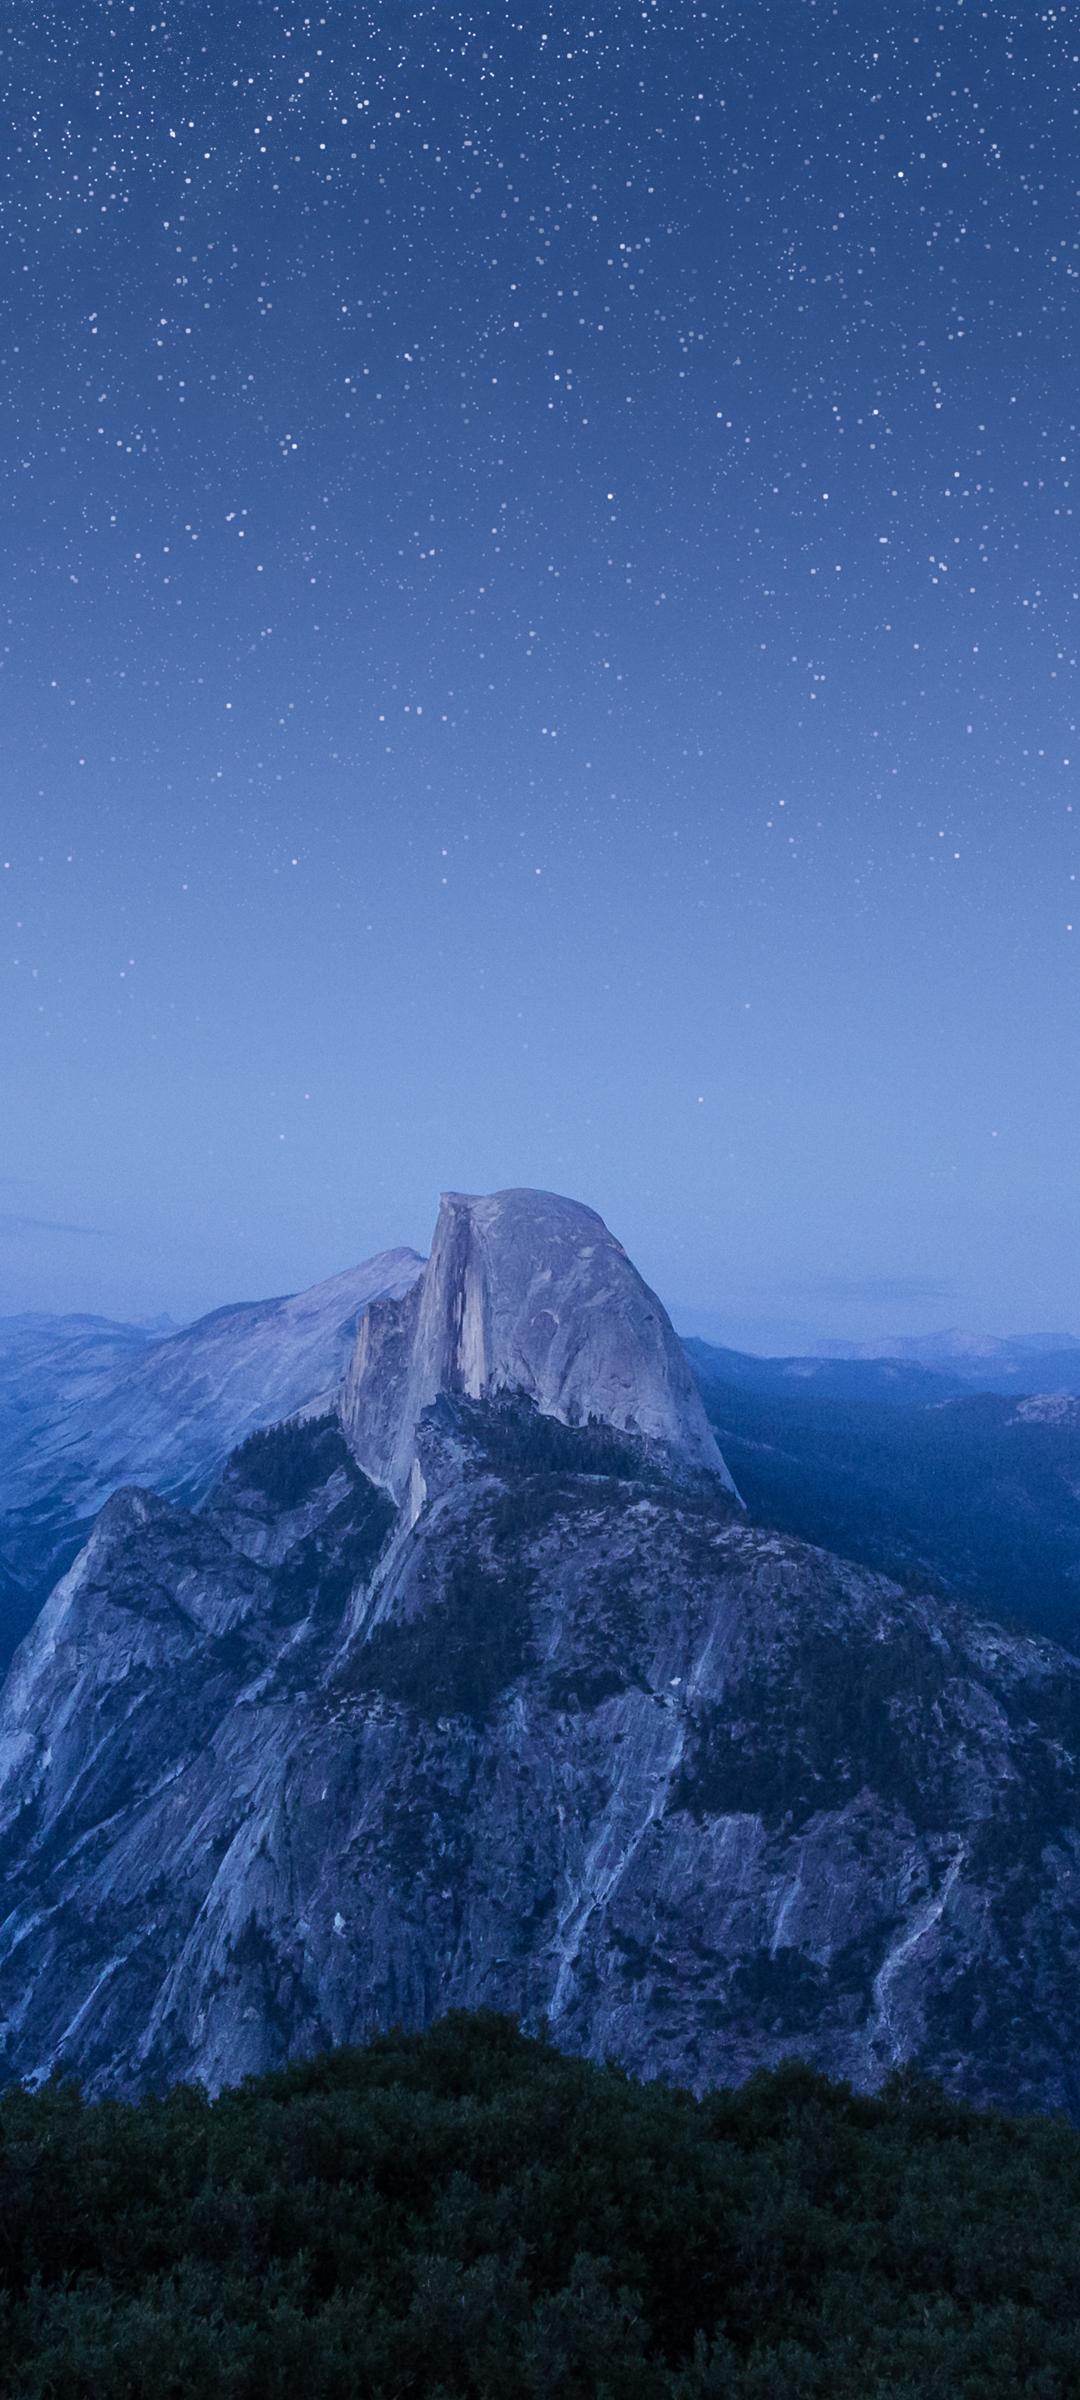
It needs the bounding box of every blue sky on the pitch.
[2,2,1077,1342]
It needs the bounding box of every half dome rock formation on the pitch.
[0,1405,1079,2113]
[0,1194,1079,2113]
[340,1188,738,1502]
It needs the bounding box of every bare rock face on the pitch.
[0,1251,425,1659]
[341,1190,737,1502]
[0,1404,1077,2116]
[2,1188,1078,2119]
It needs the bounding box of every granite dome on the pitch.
[340,1188,738,1501]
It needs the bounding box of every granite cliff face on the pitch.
[341,1189,736,1503]
[0,1252,424,1657]
[0,1191,1077,2115]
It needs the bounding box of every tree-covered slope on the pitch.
[690,1350,1080,1647]
[0,2012,1079,2397]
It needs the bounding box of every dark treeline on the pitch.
[223,1416,350,1511]
[0,2013,1078,2395]
[691,1367,1080,1648]
[449,1392,659,1484]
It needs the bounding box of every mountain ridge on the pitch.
[0,1189,1077,2114]
[0,1250,424,1658]
[0,1398,1076,2112]
[342,1188,737,1505]
[4,1246,1080,1672]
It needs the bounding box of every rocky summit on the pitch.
[341,1187,738,1503]
[0,1190,1077,2114]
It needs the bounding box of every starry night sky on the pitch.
[2,1,1077,1343]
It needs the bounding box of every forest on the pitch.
[0,2011,1077,2396]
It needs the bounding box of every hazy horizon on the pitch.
[2,1191,1076,1357]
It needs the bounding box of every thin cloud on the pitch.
[0,1213,116,1241]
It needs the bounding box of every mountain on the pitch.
[0,1253,424,1660]
[682,1338,966,1409]
[809,1329,1080,1394]
[0,1311,162,1443]
[342,1188,737,1504]
[0,1189,1079,2117]
[682,1329,1080,1401]
[690,1341,1080,1647]
[815,1329,1080,1363]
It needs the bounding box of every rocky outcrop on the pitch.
[1,1191,1077,2115]
[0,1251,424,1655]
[340,1190,737,1501]
[0,1401,1077,2114]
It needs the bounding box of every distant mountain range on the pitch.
[809,1328,1080,1391]
[687,1341,1080,1648]
[682,1342,966,1409]
[681,1328,1080,1398]
[0,1190,1079,2118]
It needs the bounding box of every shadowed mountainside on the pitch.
[690,1341,1080,1647]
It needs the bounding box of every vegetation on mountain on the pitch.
[343,1547,535,1723]
[0,2013,1078,2396]
[450,1391,664,1484]
[224,1415,353,1512]
[692,1366,1080,1645]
